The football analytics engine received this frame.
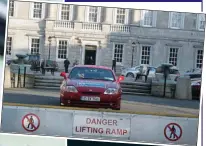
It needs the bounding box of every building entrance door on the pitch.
[84,45,97,65]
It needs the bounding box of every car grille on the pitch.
[81,92,101,95]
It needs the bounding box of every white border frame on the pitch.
[0,1,204,146]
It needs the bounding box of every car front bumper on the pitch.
[60,91,121,109]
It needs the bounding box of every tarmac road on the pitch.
[3,88,200,117]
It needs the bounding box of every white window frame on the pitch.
[168,12,185,29]
[140,45,151,65]
[112,43,125,65]
[57,4,74,21]
[56,39,69,61]
[30,2,45,19]
[140,10,157,27]
[29,37,40,55]
[168,47,179,66]
[196,49,203,69]
[85,6,101,23]
[9,0,16,17]
[6,36,13,56]
[113,8,129,24]
[197,13,205,31]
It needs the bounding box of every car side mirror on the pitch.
[117,76,124,82]
[60,72,67,79]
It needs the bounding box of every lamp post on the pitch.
[48,36,55,60]
[131,42,136,67]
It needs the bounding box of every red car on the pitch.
[60,65,124,110]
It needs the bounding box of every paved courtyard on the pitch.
[3,88,200,117]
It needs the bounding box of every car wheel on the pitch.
[126,73,134,78]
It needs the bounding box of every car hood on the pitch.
[66,79,119,92]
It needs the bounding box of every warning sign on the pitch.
[22,113,40,132]
[73,115,130,138]
[164,123,182,141]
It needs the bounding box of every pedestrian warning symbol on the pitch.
[164,123,182,141]
[22,113,40,132]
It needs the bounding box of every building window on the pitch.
[116,8,126,24]
[142,10,153,26]
[32,2,43,18]
[141,46,151,65]
[169,12,183,28]
[88,6,98,22]
[61,4,70,20]
[114,44,124,63]
[197,14,205,30]
[58,40,68,59]
[169,48,178,66]
[6,37,12,55]
[9,1,14,17]
[31,38,40,54]
[196,49,203,68]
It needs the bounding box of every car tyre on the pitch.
[126,73,134,78]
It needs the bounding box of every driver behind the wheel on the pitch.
[77,70,85,78]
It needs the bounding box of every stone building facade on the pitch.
[6,0,205,73]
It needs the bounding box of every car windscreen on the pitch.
[69,67,115,81]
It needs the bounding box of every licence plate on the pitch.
[80,96,100,102]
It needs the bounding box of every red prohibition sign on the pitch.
[164,123,182,141]
[22,113,40,132]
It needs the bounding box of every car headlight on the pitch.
[66,86,78,93]
[104,88,118,95]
